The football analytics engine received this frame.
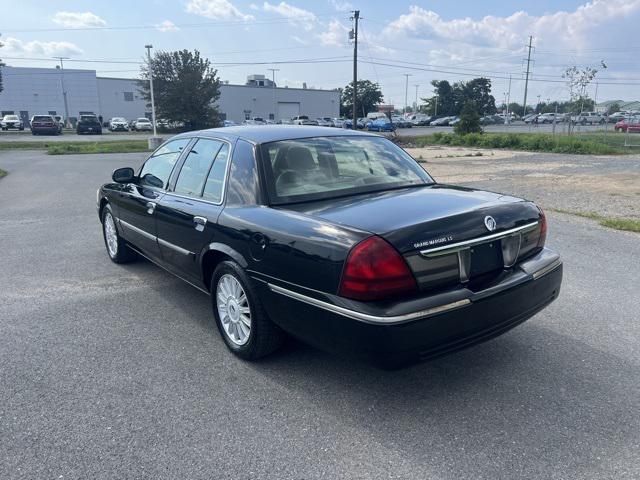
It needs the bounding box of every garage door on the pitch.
[277,102,300,122]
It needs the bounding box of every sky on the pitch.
[1,0,639,108]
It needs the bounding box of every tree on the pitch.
[607,102,621,114]
[562,62,606,114]
[454,102,482,135]
[0,36,4,94]
[340,80,383,117]
[138,49,221,130]
[422,80,455,116]
[422,78,496,116]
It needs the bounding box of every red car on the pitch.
[614,118,640,132]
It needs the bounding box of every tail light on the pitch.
[537,208,547,248]
[339,236,417,301]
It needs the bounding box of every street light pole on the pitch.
[403,73,412,114]
[144,44,158,137]
[267,68,279,122]
[53,56,70,126]
[414,84,419,112]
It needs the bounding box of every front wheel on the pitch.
[101,204,137,264]
[212,261,284,360]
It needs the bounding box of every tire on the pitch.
[211,261,284,360]
[101,204,137,264]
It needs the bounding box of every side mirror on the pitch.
[112,167,135,183]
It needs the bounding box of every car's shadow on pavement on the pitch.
[121,258,635,477]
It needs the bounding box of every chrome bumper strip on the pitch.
[420,221,539,257]
[267,283,471,325]
[532,258,562,280]
[119,219,156,241]
[157,237,194,256]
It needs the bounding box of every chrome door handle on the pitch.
[193,216,207,232]
[146,202,156,214]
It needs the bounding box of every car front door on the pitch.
[115,138,191,260]
[154,138,231,284]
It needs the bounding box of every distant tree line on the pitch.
[497,99,597,116]
[420,78,497,117]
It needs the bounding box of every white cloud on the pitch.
[156,20,179,32]
[328,0,353,12]
[2,37,83,56]
[290,35,309,45]
[52,11,107,28]
[186,0,255,21]
[384,0,640,50]
[249,3,259,9]
[318,19,349,46]
[263,1,317,31]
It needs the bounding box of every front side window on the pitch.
[139,138,190,189]
[174,139,223,197]
[260,136,432,204]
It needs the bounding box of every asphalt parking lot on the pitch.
[1,150,639,479]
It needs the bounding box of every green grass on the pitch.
[403,132,639,155]
[46,140,150,155]
[0,168,7,178]
[0,140,151,154]
[551,209,640,233]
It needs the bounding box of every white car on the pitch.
[332,118,345,128]
[132,117,152,131]
[109,117,129,131]
[316,118,333,127]
[1,114,24,131]
[291,115,318,126]
[571,112,604,125]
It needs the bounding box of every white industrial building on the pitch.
[0,66,340,125]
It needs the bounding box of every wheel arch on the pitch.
[201,243,248,291]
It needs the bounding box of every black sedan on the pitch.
[97,126,562,368]
[77,114,103,135]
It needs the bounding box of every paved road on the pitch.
[0,150,638,479]
[0,130,157,142]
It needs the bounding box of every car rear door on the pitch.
[115,138,191,260]
[154,138,231,283]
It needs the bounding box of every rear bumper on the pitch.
[32,126,58,134]
[253,248,562,367]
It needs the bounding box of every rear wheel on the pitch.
[211,261,284,360]
[101,204,137,263]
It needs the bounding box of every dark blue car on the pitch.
[367,118,396,132]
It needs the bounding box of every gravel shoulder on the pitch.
[407,147,640,220]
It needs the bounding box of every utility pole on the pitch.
[594,81,599,105]
[434,96,438,117]
[267,68,279,121]
[145,45,158,137]
[414,84,419,112]
[402,74,412,114]
[351,10,360,129]
[53,56,70,126]
[522,35,533,117]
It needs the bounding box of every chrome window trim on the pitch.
[267,283,471,325]
[157,237,194,256]
[119,219,156,241]
[420,221,539,257]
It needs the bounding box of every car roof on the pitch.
[171,125,378,145]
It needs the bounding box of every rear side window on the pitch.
[139,138,190,189]
[33,116,52,121]
[202,143,230,203]
[226,140,259,205]
[174,139,223,197]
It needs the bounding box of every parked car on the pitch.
[53,115,64,133]
[628,122,640,133]
[430,116,453,126]
[31,115,60,135]
[97,126,562,367]
[332,118,345,128]
[606,112,626,123]
[367,118,396,132]
[316,118,333,127]
[77,114,103,135]
[409,114,432,126]
[291,115,318,126]
[614,118,640,132]
[449,117,461,126]
[523,114,539,124]
[391,116,412,128]
[571,112,604,125]
[132,117,152,132]
[109,117,129,132]
[222,120,237,127]
[1,114,24,131]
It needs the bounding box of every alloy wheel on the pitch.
[104,212,118,258]
[216,274,252,346]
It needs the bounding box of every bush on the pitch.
[409,132,626,155]
[454,102,482,135]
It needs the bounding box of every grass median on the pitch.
[0,140,151,155]
[400,132,639,155]
[0,168,7,178]
[551,209,640,233]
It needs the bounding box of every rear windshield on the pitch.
[4,115,19,120]
[260,136,432,204]
[33,116,52,121]
[137,118,150,122]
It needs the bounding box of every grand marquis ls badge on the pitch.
[484,215,497,231]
